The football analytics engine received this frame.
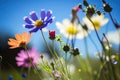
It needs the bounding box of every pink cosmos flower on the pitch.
[16,48,40,68]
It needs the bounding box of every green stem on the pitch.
[87,16,106,61]
[52,40,70,79]
[97,61,107,80]
[40,30,54,58]
[103,33,117,80]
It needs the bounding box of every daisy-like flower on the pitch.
[83,14,109,30]
[16,47,40,68]
[106,29,120,44]
[23,9,54,33]
[56,19,88,39]
[8,32,31,49]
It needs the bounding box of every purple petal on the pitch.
[46,10,52,21]
[24,16,32,24]
[46,18,54,24]
[39,24,47,30]
[30,11,38,21]
[40,18,54,30]
[41,9,46,20]
[23,24,34,29]
[30,28,39,33]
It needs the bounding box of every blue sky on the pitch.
[0,0,120,57]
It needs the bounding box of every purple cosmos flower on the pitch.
[16,48,40,68]
[23,9,54,33]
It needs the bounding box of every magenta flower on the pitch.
[16,48,40,68]
[23,9,54,33]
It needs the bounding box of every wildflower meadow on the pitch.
[0,0,120,80]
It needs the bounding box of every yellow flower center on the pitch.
[67,26,78,35]
[34,20,43,27]
[93,20,100,30]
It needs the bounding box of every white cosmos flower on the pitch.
[106,29,120,44]
[83,14,109,30]
[56,19,89,39]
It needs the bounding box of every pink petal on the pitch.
[16,57,24,61]
[16,62,24,67]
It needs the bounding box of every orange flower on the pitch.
[8,32,32,49]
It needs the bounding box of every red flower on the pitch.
[49,30,55,40]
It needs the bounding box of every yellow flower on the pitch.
[83,14,109,30]
[56,19,88,39]
[8,32,31,49]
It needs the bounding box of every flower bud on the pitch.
[86,6,95,18]
[49,30,56,40]
[71,48,80,56]
[83,0,89,7]
[63,44,70,53]
[103,4,112,12]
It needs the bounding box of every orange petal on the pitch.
[15,34,22,41]
[9,45,19,49]
[9,38,16,42]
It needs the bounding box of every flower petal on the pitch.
[46,10,52,21]
[29,28,39,33]
[23,16,32,24]
[16,57,24,61]
[30,11,38,21]
[23,24,34,29]
[9,45,19,49]
[39,24,47,30]
[46,18,54,24]
[16,62,24,67]
[15,34,22,41]
[40,9,46,20]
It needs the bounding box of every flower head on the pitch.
[56,19,88,39]
[49,30,55,40]
[8,75,13,80]
[106,29,120,44]
[16,47,40,68]
[83,14,108,30]
[8,32,31,49]
[23,9,54,33]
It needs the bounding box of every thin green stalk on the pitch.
[77,55,87,72]
[40,30,60,75]
[27,66,31,80]
[52,40,70,79]
[97,61,107,80]
[40,30,54,58]
[59,42,63,57]
[103,33,117,80]
[41,30,68,79]
[65,53,69,78]
[87,16,107,61]
[84,37,93,79]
